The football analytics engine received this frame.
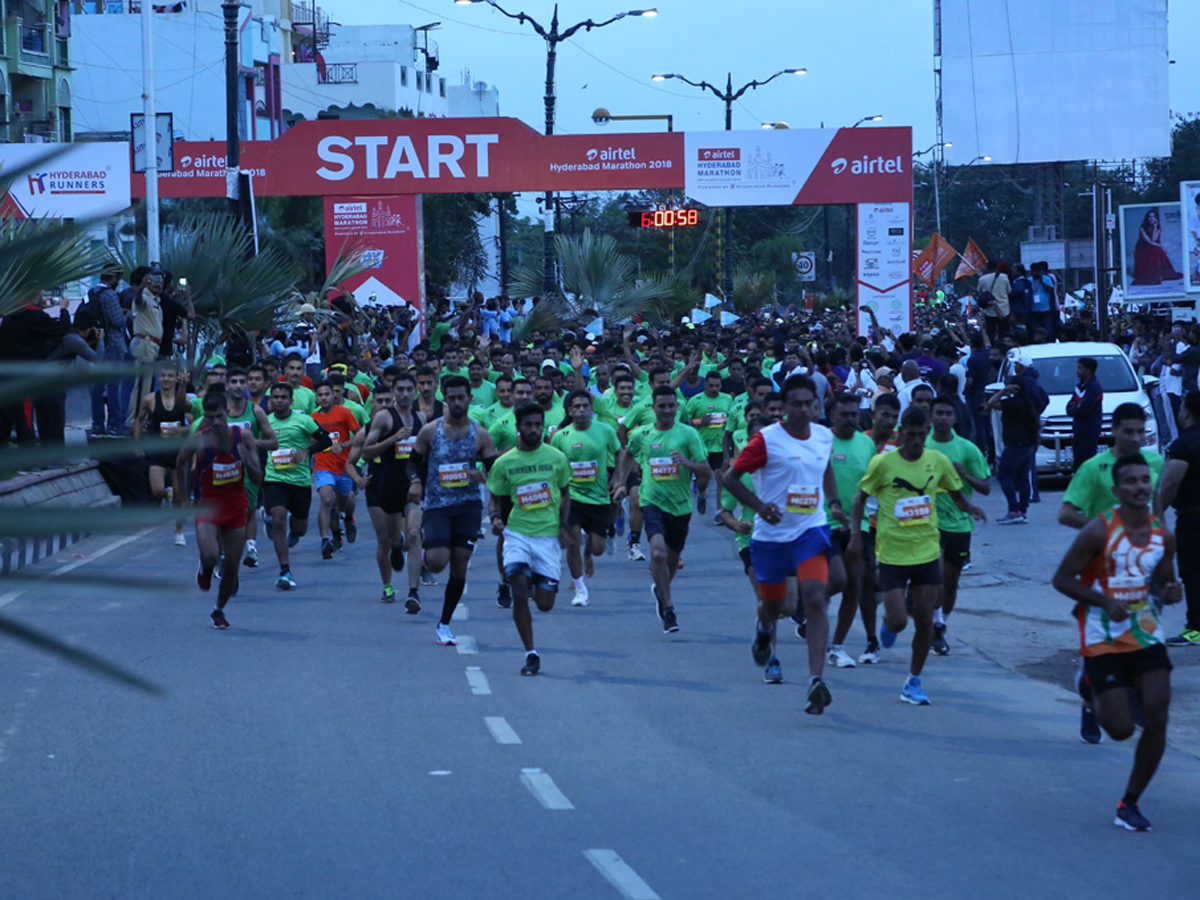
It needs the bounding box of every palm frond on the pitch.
[0,219,111,316]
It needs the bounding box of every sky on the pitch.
[330,0,1200,152]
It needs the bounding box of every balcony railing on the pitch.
[317,62,357,85]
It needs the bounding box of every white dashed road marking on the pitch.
[484,716,521,744]
[455,635,478,655]
[520,767,574,810]
[452,605,469,621]
[465,666,491,695]
[583,849,661,900]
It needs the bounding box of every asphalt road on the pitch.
[0,482,1194,899]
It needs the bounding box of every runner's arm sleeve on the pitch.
[730,430,768,474]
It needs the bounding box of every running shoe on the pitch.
[1165,628,1200,646]
[1114,800,1152,832]
[794,614,807,640]
[827,645,857,668]
[389,540,406,572]
[996,512,1027,525]
[496,582,513,609]
[276,570,296,591]
[210,608,230,629]
[805,678,832,715]
[901,675,931,705]
[344,517,357,543]
[242,542,258,568]
[196,565,213,592]
[571,586,589,607]
[332,532,344,552]
[651,584,664,620]
[436,622,457,646]
[931,623,950,656]
[858,639,881,665]
[713,512,724,525]
[288,531,302,548]
[405,590,421,615]
[521,652,541,676]
[697,494,707,515]
[752,625,773,667]
[661,606,679,634]
[174,531,186,547]
[763,657,783,684]
[321,538,335,560]
[880,622,898,649]
[628,542,646,562]
[421,567,438,586]
[380,584,396,604]
[1080,706,1103,744]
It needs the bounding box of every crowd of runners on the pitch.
[146,294,1200,834]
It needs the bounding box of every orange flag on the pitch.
[912,233,958,287]
[954,237,988,280]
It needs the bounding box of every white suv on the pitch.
[986,341,1160,475]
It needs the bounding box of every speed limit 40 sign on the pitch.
[793,251,816,282]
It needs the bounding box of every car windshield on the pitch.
[1026,355,1138,394]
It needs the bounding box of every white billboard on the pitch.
[0,143,131,219]
[1183,180,1200,293]
[1119,202,1187,300]
[940,0,1170,165]
[856,202,912,336]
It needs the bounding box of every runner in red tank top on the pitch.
[176,391,263,629]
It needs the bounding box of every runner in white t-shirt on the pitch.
[723,374,848,716]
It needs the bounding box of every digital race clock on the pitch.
[627,208,701,229]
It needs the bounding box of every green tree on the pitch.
[422,193,491,295]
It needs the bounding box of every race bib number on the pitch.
[571,460,598,483]
[705,412,726,428]
[327,430,343,443]
[895,495,932,525]
[650,457,678,481]
[785,485,820,515]
[160,422,186,438]
[1108,574,1150,609]
[438,463,471,489]
[212,460,243,486]
[271,449,297,470]
[394,437,416,459]
[516,481,551,510]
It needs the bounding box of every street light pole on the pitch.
[457,1,657,297]
[652,68,806,306]
[222,1,242,223]
[140,0,160,262]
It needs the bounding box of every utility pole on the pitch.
[222,2,242,223]
[140,0,160,261]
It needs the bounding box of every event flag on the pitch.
[912,233,958,287]
[954,238,988,280]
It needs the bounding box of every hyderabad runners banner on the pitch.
[0,143,131,218]
[322,195,425,322]
[856,202,912,336]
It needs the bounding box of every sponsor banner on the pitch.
[322,195,425,330]
[1183,181,1200,293]
[130,140,270,199]
[0,143,131,219]
[537,133,682,191]
[1120,202,1188,300]
[683,126,911,208]
[856,202,911,336]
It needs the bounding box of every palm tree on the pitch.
[506,229,676,339]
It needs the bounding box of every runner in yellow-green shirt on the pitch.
[848,404,984,705]
[551,390,623,607]
[684,371,733,517]
[487,402,573,676]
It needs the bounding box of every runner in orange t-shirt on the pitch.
[312,380,361,558]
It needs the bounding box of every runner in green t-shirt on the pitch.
[263,382,331,590]
[848,404,984,705]
[927,396,992,656]
[826,393,880,669]
[487,403,573,676]
[684,371,734,517]
[223,367,277,569]
[551,390,622,607]
[468,358,497,408]
[1060,403,1165,526]
[619,386,709,634]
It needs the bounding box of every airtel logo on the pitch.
[830,155,905,175]
[587,146,637,161]
[587,149,598,161]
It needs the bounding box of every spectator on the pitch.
[1066,356,1103,469]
